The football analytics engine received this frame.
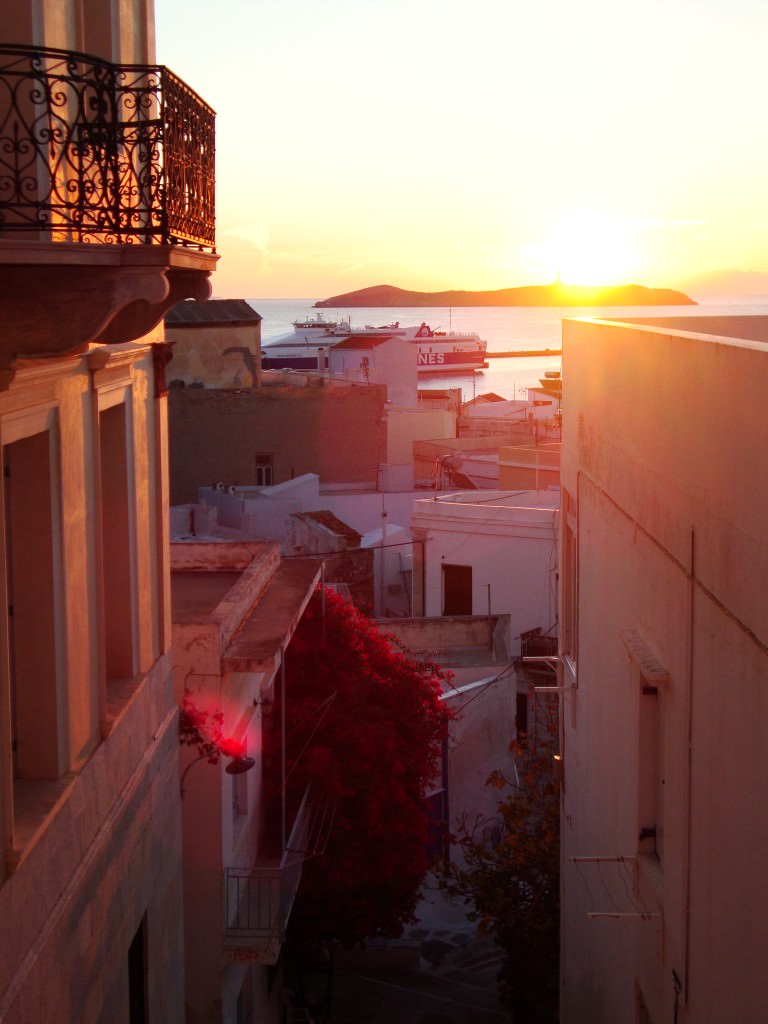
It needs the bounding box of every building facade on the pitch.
[166,300,263,389]
[168,378,387,504]
[0,1,216,1020]
[172,541,320,1024]
[411,489,559,657]
[560,315,768,1022]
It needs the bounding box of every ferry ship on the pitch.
[261,316,488,374]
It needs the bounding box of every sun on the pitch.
[533,211,642,287]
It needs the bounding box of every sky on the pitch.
[155,0,768,299]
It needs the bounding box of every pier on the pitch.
[487,348,562,358]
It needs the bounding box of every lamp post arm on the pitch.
[179,753,208,799]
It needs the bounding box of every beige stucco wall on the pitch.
[168,383,387,504]
[167,322,262,389]
[0,655,183,1023]
[499,443,560,491]
[560,317,768,1023]
[0,337,184,1021]
[387,407,456,465]
[2,0,156,61]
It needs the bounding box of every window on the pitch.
[3,424,63,785]
[128,917,148,1024]
[254,453,273,487]
[623,628,668,863]
[638,678,664,861]
[99,401,137,687]
[442,563,472,615]
[516,691,529,736]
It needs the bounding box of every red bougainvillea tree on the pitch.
[264,587,452,945]
[178,694,246,762]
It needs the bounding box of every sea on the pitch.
[249,295,768,404]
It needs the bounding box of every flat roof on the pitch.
[171,571,242,622]
[330,335,393,350]
[166,299,262,327]
[610,314,768,345]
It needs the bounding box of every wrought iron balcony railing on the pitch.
[0,45,215,250]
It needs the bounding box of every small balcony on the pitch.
[520,627,559,661]
[223,788,335,964]
[223,860,303,965]
[0,44,218,359]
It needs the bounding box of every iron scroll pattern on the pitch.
[0,45,215,250]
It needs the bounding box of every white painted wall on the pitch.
[362,523,412,616]
[328,335,417,406]
[560,315,768,1024]
[412,490,559,656]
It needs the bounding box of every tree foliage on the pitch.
[439,736,560,1023]
[265,587,452,946]
[178,694,246,762]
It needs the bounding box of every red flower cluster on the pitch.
[178,695,244,763]
[264,587,453,945]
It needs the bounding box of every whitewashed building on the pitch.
[411,489,559,656]
[560,314,768,1023]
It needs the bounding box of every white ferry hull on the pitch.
[416,348,488,372]
[262,345,487,374]
[261,317,488,374]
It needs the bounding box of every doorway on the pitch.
[442,563,472,615]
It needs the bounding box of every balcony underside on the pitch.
[0,46,217,363]
[0,241,217,363]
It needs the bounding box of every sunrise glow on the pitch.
[533,212,643,287]
[154,0,768,299]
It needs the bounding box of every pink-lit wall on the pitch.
[560,316,768,1023]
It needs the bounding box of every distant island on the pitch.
[314,283,696,308]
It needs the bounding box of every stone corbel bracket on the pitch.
[0,242,218,363]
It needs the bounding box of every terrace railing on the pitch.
[223,788,336,963]
[0,45,215,250]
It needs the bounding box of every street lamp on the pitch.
[180,752,256,799]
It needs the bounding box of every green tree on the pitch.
[439,736,560,1023]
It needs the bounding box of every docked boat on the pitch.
[538,369,562,396]
[260,313,346,371]
[261,316,488,374]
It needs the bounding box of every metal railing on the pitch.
[521,628,558,660]
[223,788,336,960]
[0,45,215,249]
[224,859,303,943]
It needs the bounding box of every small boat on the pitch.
[261,317,488,374]
[538,369,562,395]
